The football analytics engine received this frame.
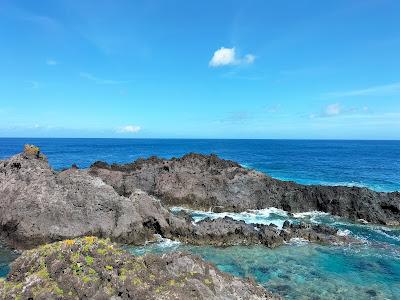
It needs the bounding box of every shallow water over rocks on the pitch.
[1,208,399,299]
[0,243,18,278]
[128,208,400,300]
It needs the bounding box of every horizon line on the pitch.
[0,137,399,141]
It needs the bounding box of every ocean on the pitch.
[1,138,399,192]
[1,138,399,299]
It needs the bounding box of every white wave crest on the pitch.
[337,229,351,236]
[287,238,309,245]
[170,206,290,228]
[292,211,330,218]
[153,234,181,249]
[292,211,331,224]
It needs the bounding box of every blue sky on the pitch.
[0,0,399,139]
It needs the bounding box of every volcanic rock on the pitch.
[0,237,280,300]
[0,152,188,249]
[90,153,400,225]
[177,217,353,247]
[0,147,377,250]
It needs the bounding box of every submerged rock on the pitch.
[90,153,400,225]
[0,237,280,300]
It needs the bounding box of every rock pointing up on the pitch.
[0,146,187,249]
[23,144,43,159]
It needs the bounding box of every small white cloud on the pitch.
[209,47,255,67]
[46,59,58,66]
[209,47,236,67]
[244,54,256,64]
[311,103,372,119]
[324,103,341,116]
[116,125,141,133]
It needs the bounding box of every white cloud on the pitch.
[209,47,236,67]
[209,47,255,67]
[116,125,141,133]
[325,82,400,98]
[46,59,58,66]
[324,103,341,116]
[311,103,373,119]
[244,54,255,64]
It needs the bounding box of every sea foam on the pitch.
[171,206,290,229]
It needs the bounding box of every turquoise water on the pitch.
[1,212,399,300]
[0,244,17,278]
[128,209,400,300]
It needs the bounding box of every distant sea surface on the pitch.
[1,138,399,192]
[1,138,400,299]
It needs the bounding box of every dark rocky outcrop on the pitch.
[0,150,189,249]
[0,237,280,300]
[90,153,400,226]
[178,217,354,247]
[0,147,354,250]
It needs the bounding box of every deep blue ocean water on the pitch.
[1,138,399,299]
[0,138,399,192]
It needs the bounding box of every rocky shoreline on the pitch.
[173,216,354,247]
[0,145,363,249]
[0,145,398,299]
[90,153,400,226]
[0,237,281,300]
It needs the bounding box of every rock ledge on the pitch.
[0,237,280,300]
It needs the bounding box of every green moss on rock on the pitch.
[0,237,279,299]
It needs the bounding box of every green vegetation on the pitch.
[105,265,113,271]
[0,236,220,299]
[85,255,94,265]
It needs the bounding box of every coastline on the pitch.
[0,144,399,299]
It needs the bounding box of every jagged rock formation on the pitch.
[0,237,280,300]
[179,217,353,247]
[90,153,400,225]
[0,149,188,249]
[0,147,350,250]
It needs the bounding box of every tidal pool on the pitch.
[127,208,400,300]
[1,208,399,299]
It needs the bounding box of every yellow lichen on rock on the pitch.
[23,144,41,157]
[84,236,97,245]
[64,239,75,246]
[0,237,279,300]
